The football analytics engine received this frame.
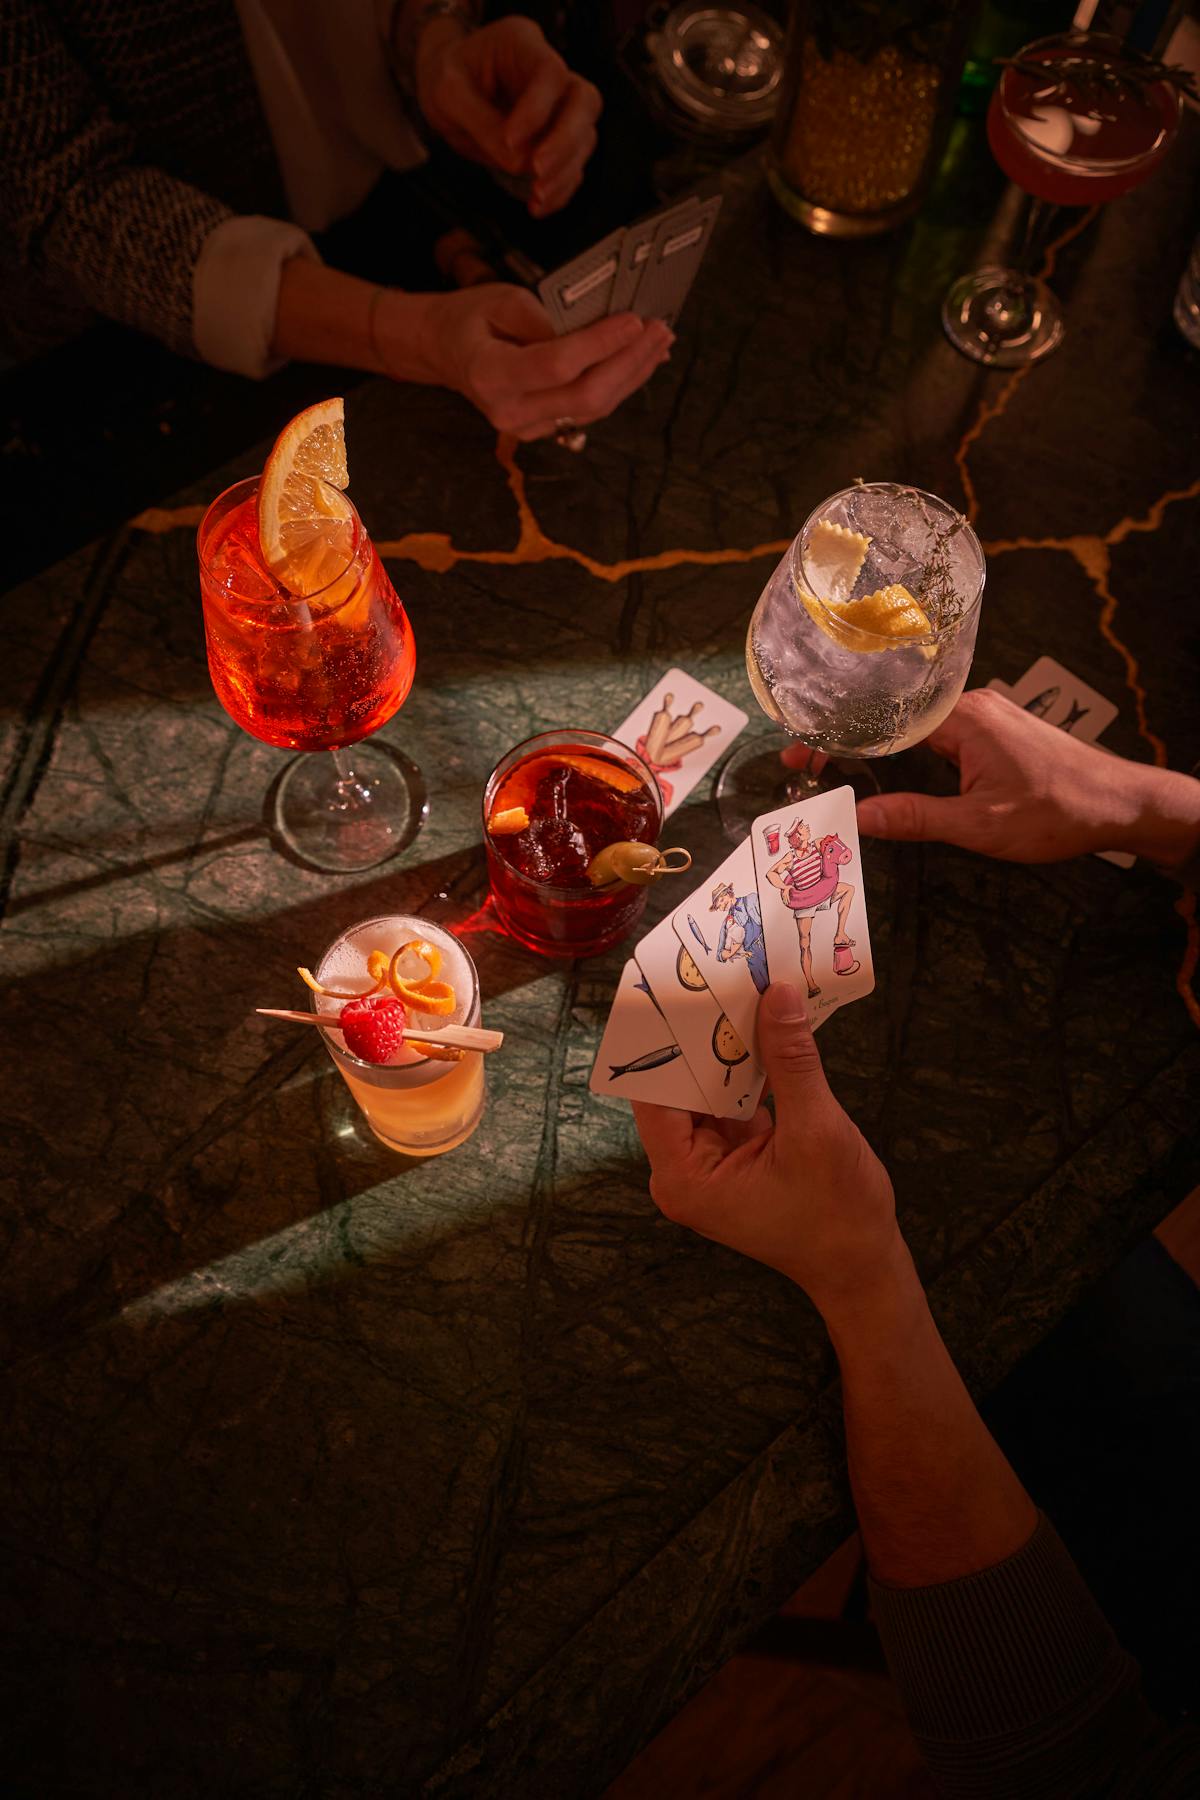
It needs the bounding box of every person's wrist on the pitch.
[412,13,469,106]
[1116,762,1200,874]
[796,1229,924,1343]
[370,289,446,386]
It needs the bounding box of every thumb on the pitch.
[856,791,966,846]
[758,983,832,1146]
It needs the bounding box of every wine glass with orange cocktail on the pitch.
[197,400,424,872]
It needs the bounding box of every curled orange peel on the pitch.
[297,965,385,1001]
[387,943,455,1017]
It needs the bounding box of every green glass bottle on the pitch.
[958,0,1077,115]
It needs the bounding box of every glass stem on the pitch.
[330,746,372,810]
[1015,195,1061,281]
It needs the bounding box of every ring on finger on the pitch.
[553,417,588,453]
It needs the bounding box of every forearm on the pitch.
[269,258,441,382]
[1117,762,1200,881]
[823,1241,1037,1587]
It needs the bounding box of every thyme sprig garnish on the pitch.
[998,50,1198,120]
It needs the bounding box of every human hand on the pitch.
[415,16,601,216]
[851,688,1172,864]
[633,984,901,1319]
[401,283,671,437]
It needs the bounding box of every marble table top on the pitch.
[3,129,1200,1798]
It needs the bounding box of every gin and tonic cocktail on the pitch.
[718,482,985,830]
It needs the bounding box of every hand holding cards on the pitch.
[591,786,875,1114]
[538,196,722,333]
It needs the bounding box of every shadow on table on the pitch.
[2,839,579,1365]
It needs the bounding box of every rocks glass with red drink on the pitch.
[483,731,663,957]
[942,31,1183,367]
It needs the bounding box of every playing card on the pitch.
[630,196,722,327]
[613,668,747,818]
[988,656,1117,744]
[751,787,875,1029]
[609,213,663,315]
[537,229,624,334]
[634,914,766,1119]
[589,959,708,1111]
[671,838,840,1064]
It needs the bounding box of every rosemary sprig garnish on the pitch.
[998,49,1198,116]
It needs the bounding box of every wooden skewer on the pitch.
[256,1008,503,1053]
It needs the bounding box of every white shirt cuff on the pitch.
[192,215,320,378]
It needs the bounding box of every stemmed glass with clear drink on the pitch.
[197,400,425,872]
[716,482,985,835]
[942,31,1184,368]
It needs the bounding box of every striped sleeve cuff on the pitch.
[869,1514,1152,1799]
[192,215,320,378]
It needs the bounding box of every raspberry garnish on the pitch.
[338,993,409,1064]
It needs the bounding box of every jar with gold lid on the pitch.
[768,0,977,237]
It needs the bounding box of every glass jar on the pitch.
[768,0,977,237]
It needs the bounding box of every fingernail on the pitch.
[617,314,643,341]
[856,798,882,832]
[766,982,808,1023]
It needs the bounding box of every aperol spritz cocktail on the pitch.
[197,400,425,871]
[943,31,1183,366]
[200,482,413,751]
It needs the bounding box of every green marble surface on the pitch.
[3,140,1200,1797]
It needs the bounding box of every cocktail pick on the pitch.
[256,1009,503,1053]
[586,843,693,889]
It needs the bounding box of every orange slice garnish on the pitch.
[557,753,644,793]
[258,397,354,597]
[487,805,530,835]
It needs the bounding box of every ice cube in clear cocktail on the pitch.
[483,730,663,957]
[718,481,985,831]
[309,916,485,1156]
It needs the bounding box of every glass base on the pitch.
[942,267,1064,368]
[272,739,427,873]
[767,164,920,238]
[714,739,881,844]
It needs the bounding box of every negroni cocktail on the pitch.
[483,730,662,956]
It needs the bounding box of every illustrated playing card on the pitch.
[589,959,707,1111]
[613,668,747,818]
[634,914,765,1119]
[537,229,624,334]
[751,787,875,1029]
[631,196,722,326]
[671,838,838,1065]
[988,656,1118,744]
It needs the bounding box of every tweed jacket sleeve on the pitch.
[1,0,234,353]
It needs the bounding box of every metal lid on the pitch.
[649,4,783,130]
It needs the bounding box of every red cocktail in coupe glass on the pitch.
[483,730,663,957]
[943,31,1183,367]
[197,399,425,872]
